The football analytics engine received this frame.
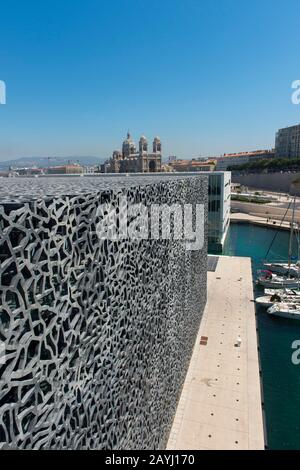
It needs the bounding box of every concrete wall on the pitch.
[232,171,300,194]
[231,200,300,222]
[0,175,208,450]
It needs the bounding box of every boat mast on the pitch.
[264,198,293,262]
[288,196,296,271]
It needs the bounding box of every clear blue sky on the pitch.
[0,0,300,161]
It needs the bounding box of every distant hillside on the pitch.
[0,156,104,170]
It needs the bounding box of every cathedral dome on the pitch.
[123,132,133,144]
[122,132,136,158]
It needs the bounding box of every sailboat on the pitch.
[263,261,300,277]
[257,195,300,289]
[256,271,300,288]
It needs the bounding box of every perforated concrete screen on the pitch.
[0,175,207,449]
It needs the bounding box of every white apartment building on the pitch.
[216,150,275,170]
[275,124,300,159]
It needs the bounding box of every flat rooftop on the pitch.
[167,255,265,450]
[0,174,208,204]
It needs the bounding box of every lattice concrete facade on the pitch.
[0,175,207,449]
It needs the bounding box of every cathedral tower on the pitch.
[153,136,162,153]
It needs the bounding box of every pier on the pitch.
[167,256,265,450]
[231,212,291,231]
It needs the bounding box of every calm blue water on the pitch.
[223,223,300,450]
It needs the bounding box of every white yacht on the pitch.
[256,271,300,289]
[267,303,300,320]
[256,293,300,308]
[265,288,300,296]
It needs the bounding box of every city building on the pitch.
[169,159,216,172]
[47,164,84,174]
[160,163,173,172]
[216,150,275,170]
[275,124,300,159]
[207,171,231,252]
[10,167,45,176]
[6,164,85,176]
[102,133,162,173]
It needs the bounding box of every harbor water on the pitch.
[223,223,300,449]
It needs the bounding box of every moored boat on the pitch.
[256,270,300,289]
[263,262,300,277]
[267,303,300,320]
[258,195,300,289]
[256,293,300,308]
[265,288,300,296]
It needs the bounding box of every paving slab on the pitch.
[167,256,265,450]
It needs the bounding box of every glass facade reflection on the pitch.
[208,172,231,252]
